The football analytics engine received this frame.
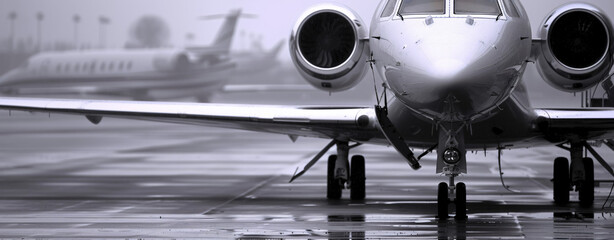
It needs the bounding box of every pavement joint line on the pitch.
[199,173,281,215]
[199,150,319,215]
[529,177,551,191]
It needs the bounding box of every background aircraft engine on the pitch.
[536,3,614,92]
[153,52,191,72]
[290,4,370,92]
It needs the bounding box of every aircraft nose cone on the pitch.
[419,36,489,83]
[431,59,467,81]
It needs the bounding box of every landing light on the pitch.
[443,148,461,165]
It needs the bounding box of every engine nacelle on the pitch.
[290,4,370,92]
[153,51,190,72]
[536,3,614,92]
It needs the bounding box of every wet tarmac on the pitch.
[0,110,613,239]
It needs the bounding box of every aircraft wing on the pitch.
[0,97,381,141]
[535,108,614,140]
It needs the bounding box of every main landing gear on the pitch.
[287,139,366,200]
[326,141,366,201]
[553,141,595,207]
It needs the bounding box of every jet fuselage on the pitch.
[370,0,532,123]
[0,49,234,100]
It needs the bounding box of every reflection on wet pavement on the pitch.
[0,113,613,238]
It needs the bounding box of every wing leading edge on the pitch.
[0,97,381,142]
[535,108,614,140]
[5,98,614,147]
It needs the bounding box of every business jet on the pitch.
[1,0,614,220]
[231,40,284,75]
[0,9,245,102]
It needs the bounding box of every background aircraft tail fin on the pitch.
[265,40,285,59]
[198,9,256,53]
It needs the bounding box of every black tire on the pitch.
[350,155,366,200]
[455,182,467,220]
[553,157,570,205]
[327,155,342,200]
[579,157,594,207]
[438,182,448,219]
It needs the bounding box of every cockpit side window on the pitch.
[455,0,501,15]
[398,0,445,15]
[381,0,399,18]
[502,0,519,18]
[511,0,526,17]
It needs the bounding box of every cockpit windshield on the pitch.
[455,0,502,15]
[398,0,445,15]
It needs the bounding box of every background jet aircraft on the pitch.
[231,39,284,76]
[221,40,315,93]
[2,0,614,220]
[0,9,247,101]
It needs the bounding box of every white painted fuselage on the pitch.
[371,0,531,123]
[0,49,234,100]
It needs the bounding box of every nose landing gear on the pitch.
[437,177,467,220]
[437,127,467,220]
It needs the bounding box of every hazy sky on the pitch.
[1,0,614,107]
[0,0,378,53]
[1,0,614,56]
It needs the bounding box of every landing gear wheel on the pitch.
[437,182,449,219]
[327,155,342,200]
[350,155,366,200]
[579,157,594,207]
[455,182,467,220]
[553,157,570,205]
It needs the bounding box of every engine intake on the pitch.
[536,3,614,92]
[290,4,370,92]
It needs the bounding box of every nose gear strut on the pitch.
[436,125,468,220]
